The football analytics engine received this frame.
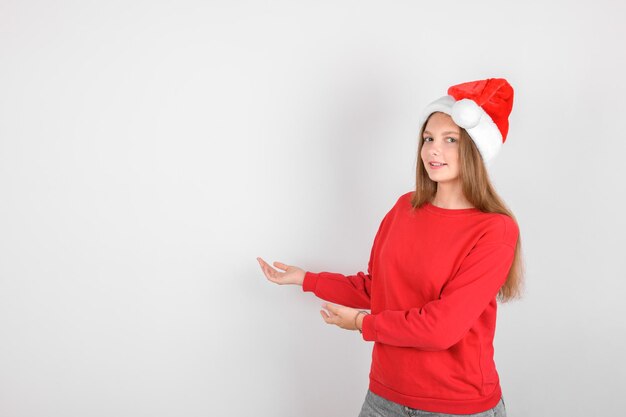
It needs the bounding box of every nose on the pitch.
[428,138,442,156]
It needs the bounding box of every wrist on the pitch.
[299,270,308,286]
[355,310,370,333]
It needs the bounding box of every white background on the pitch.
[1,1,625,416]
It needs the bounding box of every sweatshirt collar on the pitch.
[422,202,481,216]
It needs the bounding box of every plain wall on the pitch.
[1,1,625,416]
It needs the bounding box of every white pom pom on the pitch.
[451,99,482,129]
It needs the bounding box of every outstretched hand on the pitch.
[257,257,305,286]
[258,257,366,332]
[321,302,365,332]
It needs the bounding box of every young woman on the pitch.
[257,78,524,417]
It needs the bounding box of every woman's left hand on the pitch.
[320,302,361,331]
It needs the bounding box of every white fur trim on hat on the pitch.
[420,95,503,165]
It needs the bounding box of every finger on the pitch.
[261,264,280,283]
[257,260,271,278]
[273,261,288,271]
[320,310,334,324]
[323,303,338,315]
[321,305,336,317]
[263,261,276,275]
[321,307,338,319]
[259,260,279,279]
[257,258,269,273]
[261,262,273,277]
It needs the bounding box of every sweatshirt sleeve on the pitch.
[361,215,519,350]
[301,270,372,309]
[301,207,393,310]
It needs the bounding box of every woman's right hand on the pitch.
[256,257,305,286]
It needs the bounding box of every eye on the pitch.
[423,137,432,142]
[446,137,457,143]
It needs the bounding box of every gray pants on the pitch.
[358,389,507,417]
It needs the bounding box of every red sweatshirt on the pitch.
[302,191,519,414]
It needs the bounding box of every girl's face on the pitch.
[420,112,462,184]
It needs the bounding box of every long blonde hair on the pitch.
[411,112,525,302]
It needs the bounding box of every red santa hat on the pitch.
[420,78,514,165]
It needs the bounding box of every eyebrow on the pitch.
[423,130,460,136]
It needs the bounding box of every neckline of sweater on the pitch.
[422,202,481,216]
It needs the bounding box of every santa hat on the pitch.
[420,78,514,165]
